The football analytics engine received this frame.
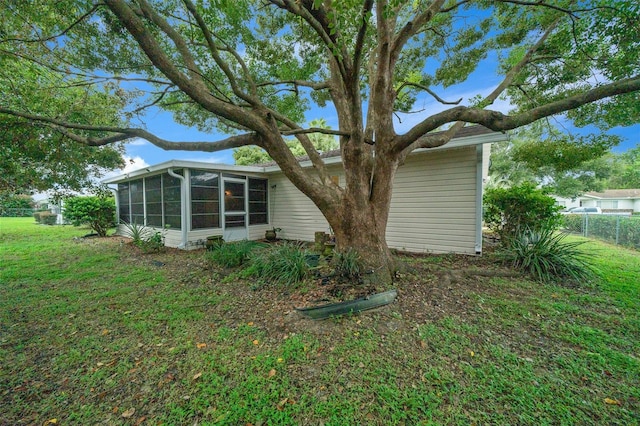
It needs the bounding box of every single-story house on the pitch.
[554,189,640,214]
[580,189,640,214]
[104,126,507,255]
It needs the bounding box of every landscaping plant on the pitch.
[499,224,595,283]
[334,248,364,279]
[484,183,562,244]
[244,242,310,287]
[206,240,264,268]
[63,195,115,236]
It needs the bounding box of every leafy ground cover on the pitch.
[1,218,638,425]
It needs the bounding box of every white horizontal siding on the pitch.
[387,147,478,254]
[267,147,479,254]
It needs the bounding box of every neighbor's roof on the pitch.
[583,189,640,199]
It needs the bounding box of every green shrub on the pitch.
[334,248,364,278]
[484,183,561,244]
[38,211,58,225]
[0,194,33,217]
[244,242,310,286]
[499,226,595,283]
[63,196,116,237]
[206,240,264,268]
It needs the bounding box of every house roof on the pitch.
[583,189,640,199]
[103,125,506,184]
[258,125,504,168]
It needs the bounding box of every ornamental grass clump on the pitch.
[500,225,595,284]
[334,248,364,279]
[244,242,309,287]
[206,240,264,268]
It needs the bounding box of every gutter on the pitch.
[167,168,188,249]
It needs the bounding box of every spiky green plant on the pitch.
[499,226,595,283]
[120,221,152,245]
[244,242,309,286]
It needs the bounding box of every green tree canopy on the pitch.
[0,55,126,196]
[488,123,618,198]
[607,145,640,189]
[234,118,338,165]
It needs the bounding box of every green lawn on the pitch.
[1,218,638,425]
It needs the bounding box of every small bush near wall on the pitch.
[63,196,116,237]
[39,211,58,225]
[484,183,561,244]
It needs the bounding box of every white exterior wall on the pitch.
[268,146,481,254]
[581,198,638,211]
[387,147,478,254]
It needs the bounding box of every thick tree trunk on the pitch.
[321,148,400,289]
[330,205,397,289]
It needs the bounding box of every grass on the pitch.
[1,218,639,425]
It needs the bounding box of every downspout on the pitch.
[475,144,484,255]
[167,168,188,249]
[107,184,119,231]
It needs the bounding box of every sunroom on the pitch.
[105,161,272,249]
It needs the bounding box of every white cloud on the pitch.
[102,155,150,180]
[126,138,149,147]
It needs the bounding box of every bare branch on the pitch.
[280,128,350,137]
[256,80,331,91]
[396,82,462,105]
[0,106,263,152]
[393,75,640,152]
[390,0,446,63]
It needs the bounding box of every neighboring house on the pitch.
[581,189,640,214]
[34,198,66,224]
[553,196,581,211]
[554,189,640,214]
[104,126,507,255]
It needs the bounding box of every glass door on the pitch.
[223,178,248,241]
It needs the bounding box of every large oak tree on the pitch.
[1,0,639,284]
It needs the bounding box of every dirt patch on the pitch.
[112,238,519,337]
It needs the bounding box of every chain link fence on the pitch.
[562,214,640,250]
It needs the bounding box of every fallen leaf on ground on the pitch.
[604,398,621,405]
[196,342,207,349]
[44,419,57,425]
[247,322,254,326]
[101,329,110,335]
[122,408,136,418]
[268,369,276,378]
[193,372,202,380]
[135,417,146,425]
[252,339,259,345]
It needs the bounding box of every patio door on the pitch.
[222,178,248,241]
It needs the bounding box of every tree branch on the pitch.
[390,0,446,63]
[0,106,263,152]
[352,0,374,83]
[182,0,259,104]
[396,82,462,105]
[393,75,640,152]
